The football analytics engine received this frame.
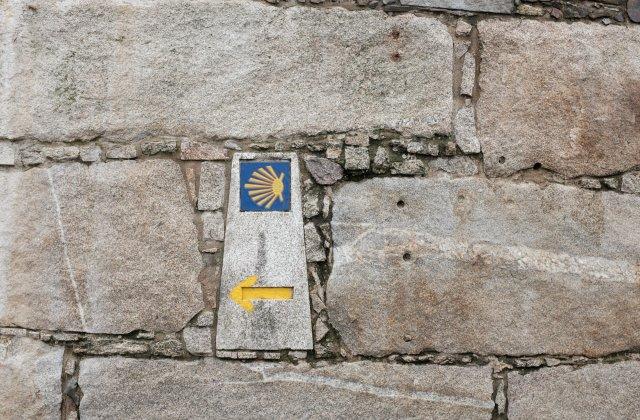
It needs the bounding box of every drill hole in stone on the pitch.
[533,162,542,170]
[403,252,412,261]
[397,200,405,208]
[498,156,506,164]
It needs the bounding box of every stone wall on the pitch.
[1,0,639,418]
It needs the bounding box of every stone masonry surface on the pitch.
[0,0,452,141]
[79,357,494,418]
[2,0,640,418]
[328,177,640,357]
[0,337,64,419]
[508,361,640,419]
[478,20,640,178]
[0,160,203,333]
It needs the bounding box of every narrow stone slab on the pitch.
[327,177,640,356]
[79,357,494,418]
[509,362,640,419]
[0,160,203,333]
[0,337,64,419]
[399,0,513,13]
[1,0,452,141]
[216,153,312,350]
[478,20,640,177]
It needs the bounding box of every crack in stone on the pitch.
[46,169,87,330]
[261,370,495,410]
[333,223,639,284]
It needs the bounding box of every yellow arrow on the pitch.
[230,275,293,312]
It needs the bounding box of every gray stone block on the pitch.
[79,358,494,418]
[198,162,226,211]
[0,160,203,333]
[328,177,640,356]
[202,211,225,242]
[183,327,213,355]
[0,337,64,419]
[478,20,640,177]
[216,153,313,350]
[509,362,640,419]
[0,141,15,166]
[399,0,513,13]
[1,0,452,141]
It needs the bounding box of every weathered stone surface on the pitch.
[183,327,213,355]
[79,358,494,418]
[344,146,370,171]
[79,145,102,162]
[0,337,64,419]
[391,159,424,175]
[478,20,640,177]
[460,53,475,97]
[43,146,80,161]
[0,160,203,333]
[216,153,313,351]
[629,0,640,22]
[304,156,343,185]
[328,177,640,356]
[141,137,178,155]
[1,0,452,141]
[180,140,228,161]
[202,211,225,242]
[428,156,478,176]
[105,144,137,159]
[621,171,640,194]
[400,0,513,13]
[304,222,326,262]
[0,141,15,165]
[509,362,640,419]
[455,19,472,37]
[454,106,480,154]
[198,162,226,211]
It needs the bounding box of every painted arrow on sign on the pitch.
[230,275,293,312]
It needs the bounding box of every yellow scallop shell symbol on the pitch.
[244,166,285,209]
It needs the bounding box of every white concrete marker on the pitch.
[216,153,313,351]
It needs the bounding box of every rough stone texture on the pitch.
[478,20,640,177]
[216,153,313,351]
[328,177,640,356]
[105,144,137,159]
[79,145,102,162]
[630,0,640,22]
[454,106,480,154]
[180,140,228,161]
[304,222,326,262]
[0,337,64,419]
[391,159,424,175]
[198,162,226,211]
[428,156,479,176]
[141,137,178,155]
[621,171,640,194]
[400,0,513,13]
[460,54,475,96]
[304,156,343,185]
[509,362,640,419]
[44,146,80,161]
[1,0,453,141]
[183,327,213,355]
[79,358,494,419]
[0,141,15,165]
[202,211,225,242]
[455,20,472,36]
[344,147,370,171]
[0,160,203,333]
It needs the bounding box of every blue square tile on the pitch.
[240,160,291,212]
